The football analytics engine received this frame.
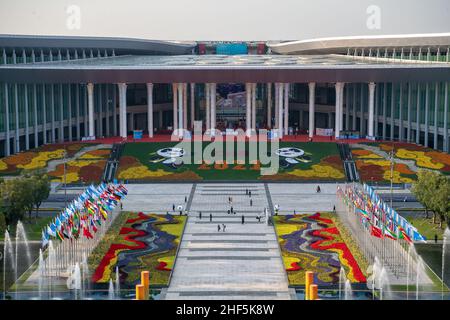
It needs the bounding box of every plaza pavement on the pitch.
[164,183,293,300]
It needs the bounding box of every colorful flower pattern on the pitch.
[92,212,186,286]
[274,213,366,286]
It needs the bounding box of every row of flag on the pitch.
[41,183,128,248]
[338,185,425,243]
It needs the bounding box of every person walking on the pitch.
[222,224,226,232]
[217,224,221,232]
[227,209,230,215]
[172,204,175,211]
[199,211,202,219]
[179,210,182,216]
[333,205,336,212]
[231,206,234,213]
[242,215,245,224]
[210,213,212,222]
[435,234,438,244]
[249,190,252,197]
[250,199,253,207]
[246,189,249,195]
[184,196,187,203]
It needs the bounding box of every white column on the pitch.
[284,83,289,135]
[274,83,280,128]
[147,83,154,138]
[339,83,345,133]
[246,83,251,134]
[251,83,256,131]
[335,82,343,138]
[76,85,80,140]
[267,83,272,128]
[444,83,448,152]
[183,83,188,131]
[117,83,127,138]
[308,82,315,138]
[172,83,178,132]
[87,83,95,137]
[190,83,195,128]
[278,83,284,138]
[210,83,216,134]
[434,82,439,149]
[205,83,210,130]
[178,83,183,134]
[24,84,30,150]
[368,82,376,138]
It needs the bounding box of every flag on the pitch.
[41,230,49,248]
[398,226,412,243]
[383,225,397,240]
[370,225,383,238]
[83,227,93,239]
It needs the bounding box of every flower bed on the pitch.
[274,212,367,286]
[90,212,186,287]
[47,159,107,183]
[0,143,91,175]
[364,142,450,175]
[116,141,345,182]
[355,159,417,183]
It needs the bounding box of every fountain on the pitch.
[3,230,15,299]
[442,228,450,300]
[406,243,416,300]
[38,249,44,300]
[108,279,115,300]
[47,241,56,299]
[378,267,390,300]
[344,280,353,300]
[416,256,424,300]
[339,267,346,300]
[81,253,90,299]
[115,266,120,299]
[73,263,81,300]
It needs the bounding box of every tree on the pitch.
[30,174,51,219]
[0,178,28,224]
[412,170,450,228]
[411,170,435,220]
[0,212,6,235]
[429,174,450,229]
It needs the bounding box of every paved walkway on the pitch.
[165,183,292,300]
[121,183,193,214]
[269,183,338,215]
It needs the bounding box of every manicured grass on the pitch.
[407,216,446,240]
[117,141,345,181]
[0,216,54,241]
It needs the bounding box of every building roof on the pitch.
[1,54,449,84]
[268,33,450,55]
[0,34,196,55]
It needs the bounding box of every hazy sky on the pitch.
[0,0,449,41]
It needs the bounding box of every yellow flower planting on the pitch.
[289,165,345,179]
[395,149,444,170]
[0,160,8,171]
[382,170,414,183]
[118,165,172,180]
[17,150,65,170]
[51,172,79,184]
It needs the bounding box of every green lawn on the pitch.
[116,141,345,181]
[407,216,446,240]
[0,216,53,241]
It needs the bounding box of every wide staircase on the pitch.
[102,143,124,182]
[338,143,359,182]
[164,183,292,300]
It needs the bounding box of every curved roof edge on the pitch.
[0,34,197,55]
[267,33,450,55]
